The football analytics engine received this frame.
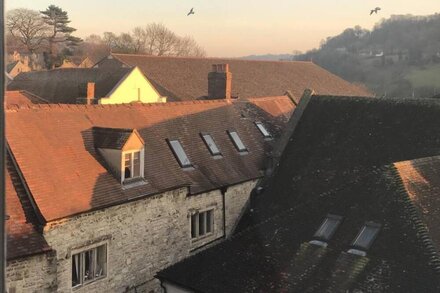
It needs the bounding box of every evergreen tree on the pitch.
[40,5,81,68]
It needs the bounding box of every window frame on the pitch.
[351,221,381,251]
[227,130,248,153]
[313,214,343,242]
[122,149,144,183]
[255,121,272,139]
[190,208,215,240]
[71,243,108,289]
[200,133,222,157]
[167,139,193,169]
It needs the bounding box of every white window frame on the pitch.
[121,148,144,183]
[71,243,108,289]
[190,209,214,240]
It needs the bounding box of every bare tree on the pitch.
[6,8,49,53]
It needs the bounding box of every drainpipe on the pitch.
[1,0,6,290]
[220,187,228,239]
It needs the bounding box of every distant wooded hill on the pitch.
[243,14,440,98]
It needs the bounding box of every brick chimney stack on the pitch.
[208,64,232,100]
[86,82,95,105]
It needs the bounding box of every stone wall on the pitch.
[6,252,57,293]
[40,179,257,292]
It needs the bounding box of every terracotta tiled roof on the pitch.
[108,53,372,101]
[6,97,294,222]
[5,90,48,107]
[7,67,132,103]
[6,154,51,260]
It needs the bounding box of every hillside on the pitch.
[295,14,440,98]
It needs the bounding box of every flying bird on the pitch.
[187,8,195,16]
[370,7,381,15]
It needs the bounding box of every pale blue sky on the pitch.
[6,0,440,57]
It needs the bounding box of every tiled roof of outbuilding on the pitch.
[157,95,440,292]
[5,90,48,107]
[107,54,372,101]
[7,67,132,103]
[6,96,294,222]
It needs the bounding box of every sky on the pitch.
[5,0,440,57]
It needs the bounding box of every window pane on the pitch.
[96,245,107,278]
[84,249,95,282]
[202,134,221,156]
[169,140,192,168]
[124,153,132,179]
[206,210,213,233]
[191,214,198,238]
[72,254,81,287]
[199,212,206,236]
[353,224,381,250]
[228,131,247,152]
[314,215,342,241]
[256,122,271,138]
[133,151,141,177]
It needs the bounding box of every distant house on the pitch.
[8,66,166,104]
[58,59,78,68]
[6,60,31,77]
[93,53,372,101]
[5,94,295,292]
[5,72,13,85]
[78,56,99,68]
[157,95,440,292]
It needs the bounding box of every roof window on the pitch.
[310,214,343,247]
[348,222,381,256]
[201,134,222,157]
[168,139,192,168]
[255,122,272,139]
[227,130,247,153]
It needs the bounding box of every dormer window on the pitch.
[255,122,272,139]
[93,127,145,185]
[227,130,248,153]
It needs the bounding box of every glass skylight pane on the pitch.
[169,140,192,168]
[313,214,342,241]
[228,131,247,152]
[202,134,221,155]
[352,222,381,250]
[255,122,271,138]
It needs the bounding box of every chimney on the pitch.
[208,64,232,100]
[86,82,95,105]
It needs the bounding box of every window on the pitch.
[191,209,214,239]
[255,122,271,138]
[123,151,141,181]
[72,244,107,288]
[313,214,343,241]
[228,131,247,152]
[168,140,192,168]
[201,134,221,156]
[351,222,381,251]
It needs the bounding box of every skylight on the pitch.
[228,131,247,152]
[351,222,381,251]
[313,214,343,242]
[201,134,221,156]
[255,122,271,138]
[168,139,192,168]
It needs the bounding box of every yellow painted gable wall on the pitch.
[99,67,166,104]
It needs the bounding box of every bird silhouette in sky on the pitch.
[187,8,195,16]
[370,7,381,15]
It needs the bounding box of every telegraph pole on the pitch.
[1,0,6,291]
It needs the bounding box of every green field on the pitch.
[406,64,440,88]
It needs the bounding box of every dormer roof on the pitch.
[93,127,144,150]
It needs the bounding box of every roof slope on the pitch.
[6,154,51,260]
[110,54,372,101]
[6,97,294,222]
[5,90,48,107]
[157,96,440,292]
[7,67,132,103]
